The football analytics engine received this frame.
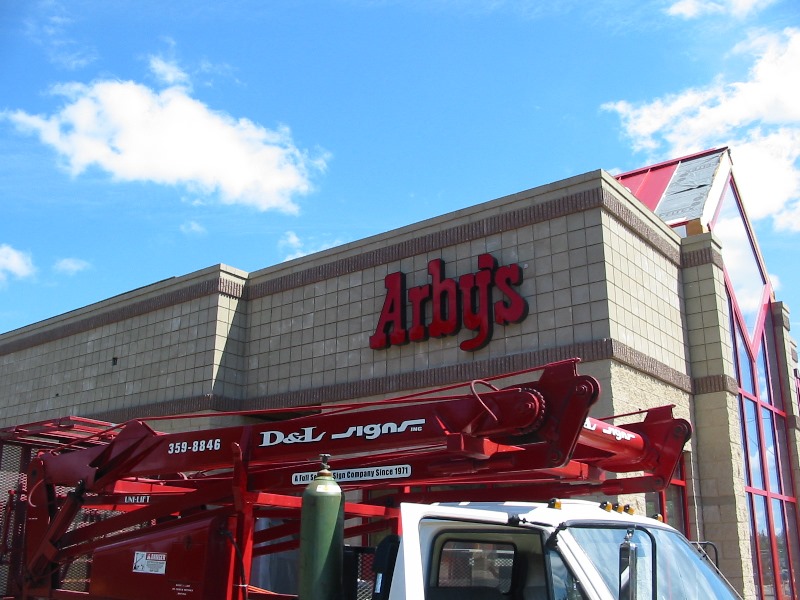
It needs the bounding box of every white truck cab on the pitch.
[375,500,742,600]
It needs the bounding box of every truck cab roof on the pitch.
[430,498,673,531]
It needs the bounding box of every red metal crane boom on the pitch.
[0,359,691,600]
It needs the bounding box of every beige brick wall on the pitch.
[603,213,686,373]
[0,265,248,426]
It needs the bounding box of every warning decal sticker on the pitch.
[133,551,167,574]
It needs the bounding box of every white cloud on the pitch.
[279,231,302,252]
[666,0,724,18]
[23,3,97,69]
[603,27,800,230]
[279,231,342,261]
[53,257,91,275]
[0,245,36,283]
[3,66,327,213]
[180,221,207,235]
[149,56,191,88]
[666,0,776,18]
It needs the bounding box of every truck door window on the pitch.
[437,540,514,592]
[547,547,588,600]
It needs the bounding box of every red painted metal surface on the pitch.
[0,359,691,600]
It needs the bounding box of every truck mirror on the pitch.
[619,529,638,600]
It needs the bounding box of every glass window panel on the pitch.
[771,499,794,599]
[712,182,766,339]
[747,495,763,596]
[753,495,777,599]
[745,399,765,489]
[741,407,752,487]
[675,457,685,481]
[758,341,775,406]
[645,491,660,518]
[437,540,515,592]
[761,408,781,494]
[644,487,688,536]
[738,323,756,395]
[783,502,800,597]
[665,484,687,536]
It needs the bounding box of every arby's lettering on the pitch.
[369,253,528,351]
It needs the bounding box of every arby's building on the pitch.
[1,147,799,598]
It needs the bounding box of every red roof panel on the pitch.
[617,165,677,211]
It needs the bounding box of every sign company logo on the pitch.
[258,419,426,447]
[369,253,528,352]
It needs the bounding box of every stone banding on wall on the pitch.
[92,337,692,424]
[692,374,739,396]
[681,246,724,270]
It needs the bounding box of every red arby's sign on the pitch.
[369,253,528,352]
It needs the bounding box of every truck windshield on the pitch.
[567,525,741,599]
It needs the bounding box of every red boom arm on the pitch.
[0,359,691,600]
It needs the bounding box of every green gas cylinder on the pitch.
[298,454,344,600]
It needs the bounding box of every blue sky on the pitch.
[1,0,798,335]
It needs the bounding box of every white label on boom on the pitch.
[291,464,412,485]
